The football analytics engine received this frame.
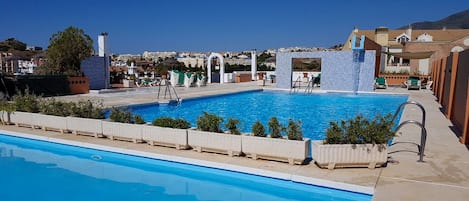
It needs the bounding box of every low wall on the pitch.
[235,74,251,83]
[378,75,427,86]
[431,49,469,145]
[68,77,89,94]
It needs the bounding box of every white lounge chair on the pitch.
[422,81,433,90]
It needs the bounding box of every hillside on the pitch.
[398,9,469,29]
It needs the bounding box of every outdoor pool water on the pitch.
[0,133,372,201]
[129,90,408,140]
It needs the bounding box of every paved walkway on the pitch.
[3,82,469,200]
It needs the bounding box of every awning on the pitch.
[385,51,434,59]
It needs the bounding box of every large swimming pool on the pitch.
[129,90,408,140]
[0,133,371,201]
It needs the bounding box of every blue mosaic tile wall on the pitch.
[276,51,376,92]
[81,56,108,90]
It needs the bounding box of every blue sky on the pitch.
[1,0,467,54]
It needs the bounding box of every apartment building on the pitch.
[344,27,469,75]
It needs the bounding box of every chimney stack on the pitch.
[98,32,109,57]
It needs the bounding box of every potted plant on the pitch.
[225,118,241,135]
[0,100,15,125]
[268,117,282,138]
[123,74,136,88]
[34,98,71,133]
[8,89,43,129]
[188,112,242,156]
[242,117,310,165]
[312,114,394,169]
[251,121,266,137]
[141,117,190,150]
[67,100,105,138]
[102,107,143,143]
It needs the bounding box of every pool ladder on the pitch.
[290,76,302,94]
[157,79,181,105]
[390,101,427,162]
[304,76,320,94]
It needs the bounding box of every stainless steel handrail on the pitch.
[393,120,427,162]
[157,79,181,104]
[391,101,427,162]
[290,76,302,94]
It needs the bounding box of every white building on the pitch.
[176,56,206,68]
[18,60,37,74]
[142,51,177,60]
[116,54,141,62]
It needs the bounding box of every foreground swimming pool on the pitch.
[130,90,408,140]
[0,133,371,201]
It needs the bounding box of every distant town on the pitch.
[0,37,339,76]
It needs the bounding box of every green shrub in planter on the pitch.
[152,117,174,127]
[152,117,190,129]
[325,114,394,147]
[268,117,282,138]
[225,118,241,135]
[134,114,146,124]
[39,98,73,117]
[172,118,190,129]
[71,100,105,119]
[286,119,303,140]
[251,121,266,137]
[109,107,133,123]
[196,111,223,133]
[12,88,40,113]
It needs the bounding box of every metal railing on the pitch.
[391,101,427,162]
[290,76,302,94]
[157,79,181,105]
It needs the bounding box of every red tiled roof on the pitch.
[355,29,469,42]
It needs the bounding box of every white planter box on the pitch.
[312,140,388,169]
[188,130,242,156]
[102,121,143,143]
[0,111,8,124]
[142,125,189,150]
[34,113,68,133]
[123,79,134,88]
[66,117,103,137]
[9,111,37,128]
[241,135,310,165]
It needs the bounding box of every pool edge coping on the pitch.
[0,129,374,195]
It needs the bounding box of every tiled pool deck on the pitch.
[2,82,469,200]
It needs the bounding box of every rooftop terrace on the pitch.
[2,82,469,200]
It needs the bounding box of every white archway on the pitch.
[207,53,225,84]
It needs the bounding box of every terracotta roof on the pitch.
[110,66,145,73]
[354,29,469,42]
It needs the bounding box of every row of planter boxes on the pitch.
[5,111,310,165]
[6,112,388,168]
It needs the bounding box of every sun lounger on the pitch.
[407,77,421,90]
[312,74,320,87]
[421,81,433,90]
[374,77,387,89]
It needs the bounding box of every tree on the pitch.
[39,26,93,76]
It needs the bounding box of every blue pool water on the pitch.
[0,134,371,201]
[129,91,408,140]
